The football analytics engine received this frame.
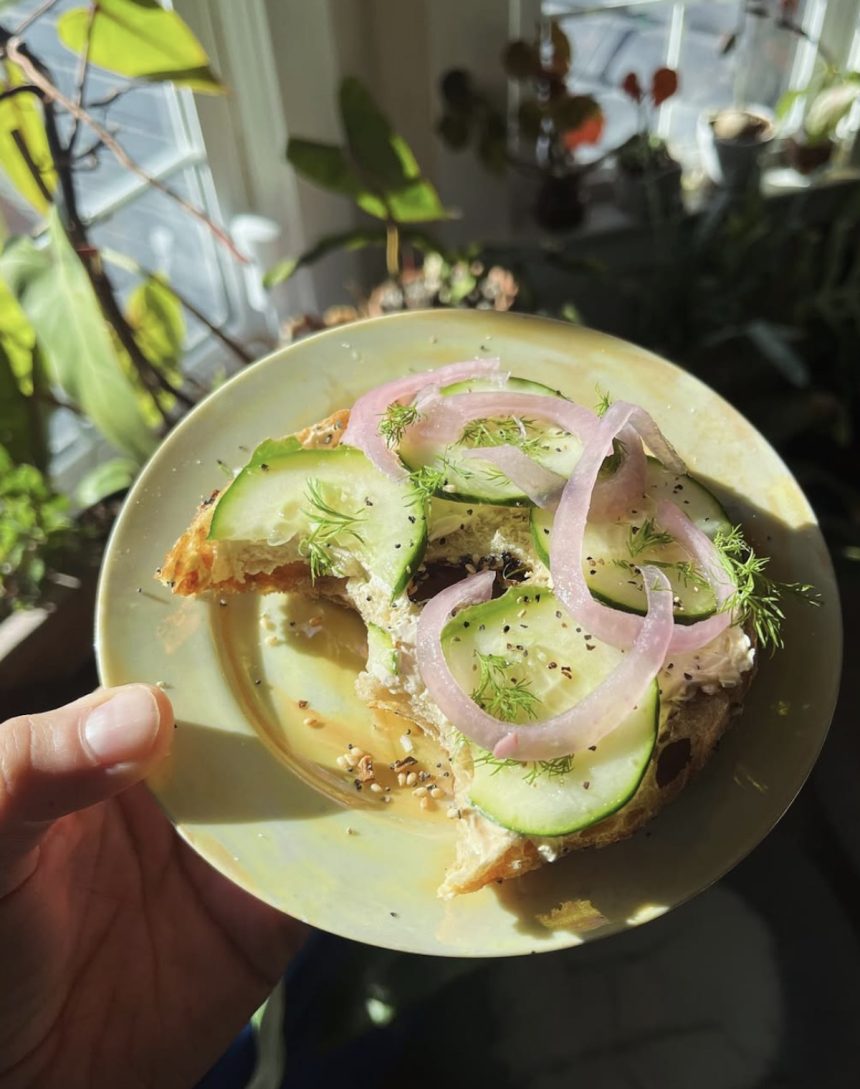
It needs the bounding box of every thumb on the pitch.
[0,684,174,833]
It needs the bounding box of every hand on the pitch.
[0,686,305,1089]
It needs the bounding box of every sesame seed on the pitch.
[303,717,321,728]
[397,772,407,786]
[412,786,428,797]
[406,772,418,787]
[370,783,384,794]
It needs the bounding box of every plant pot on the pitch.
[533,173,586,232]
[698,106,775,191]
[785,136,835,176]
[613,158,683,222]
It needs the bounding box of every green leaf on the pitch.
[775,88,805,122]
[339,77,411,188]
[805,83,860,141]
[286,138,387,217]
[0,62,57,214]
[264,227,387,287]
[75,456,138,506]
[0,208,157,462]
[384,178,448,223]
[264,226,442,287]
[0,274,36,393]
[57,0,224,94]
[0,344,40,467]
[126,273,185,372]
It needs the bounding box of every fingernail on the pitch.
[83,686,160,766]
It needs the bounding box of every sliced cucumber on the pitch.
[531,460,731,623]
[366,622,398,679]
[441,586,658,837]
[209,444,426,598]
[398,376,583,506]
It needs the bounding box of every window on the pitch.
[541,0,860,180]
[0,0,256,486]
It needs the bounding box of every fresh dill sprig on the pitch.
[298,478,366,581]
[378,402,421,447]
[473,749,576,785]
[461,416,546,457]
[713,525,820,651]
[613,557,710,592]
[595,386,613,417]
[627,516,675,557]
[408,463,448,504]
[471,651,542,723]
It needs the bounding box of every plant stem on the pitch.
[5,36,249,266]
[68,1,98,153]
[141,268,254,365]
[11,0,61,37]
[385,221,400,279]
[32,81,193,419]
[9,127,52,202]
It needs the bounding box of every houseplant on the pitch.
[436,22,604,231]
[614,67,682,222]
[266,76,521,325]
[778,68,860,175]
[0,0,250,687]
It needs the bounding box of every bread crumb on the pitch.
[536,899,608,932]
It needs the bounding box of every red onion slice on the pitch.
[341,358,502,479]
[416,568,674,761]
[651,499,734,653]
[461,445,565,507]
[550,401,732,652]
[589,425,647,521]
[408,390,599,449]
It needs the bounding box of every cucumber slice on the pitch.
[398,376,583,506]
[530,460,731,622]
[209,444,426,599]
[366,622,398,679]
[441,586,658,837]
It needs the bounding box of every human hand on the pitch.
[0,686,305,1089]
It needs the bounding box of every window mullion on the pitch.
[83,147,207,226]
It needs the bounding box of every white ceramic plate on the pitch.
[96,310,841,957]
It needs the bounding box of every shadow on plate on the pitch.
[159,718,343,824]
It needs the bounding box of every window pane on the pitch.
[0,0,235,354]
[90,165,232,342]
[550,0,807,162]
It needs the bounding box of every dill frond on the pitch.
[298,478,367,581]
[595,386,613,417]
[713,525,820,651]
[378,402,420,447]
[472,749,576,784]
[461,416,546,457]
[627,516,675,557]
[471,651,541,722]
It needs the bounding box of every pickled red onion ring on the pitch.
[550,402,732,652]
[461,445,565,507]
[589,425,647,521]
[415,567,674,761]
[407,390,599,449]
[341,358,502,479]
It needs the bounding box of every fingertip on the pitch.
[144,684,175,734]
